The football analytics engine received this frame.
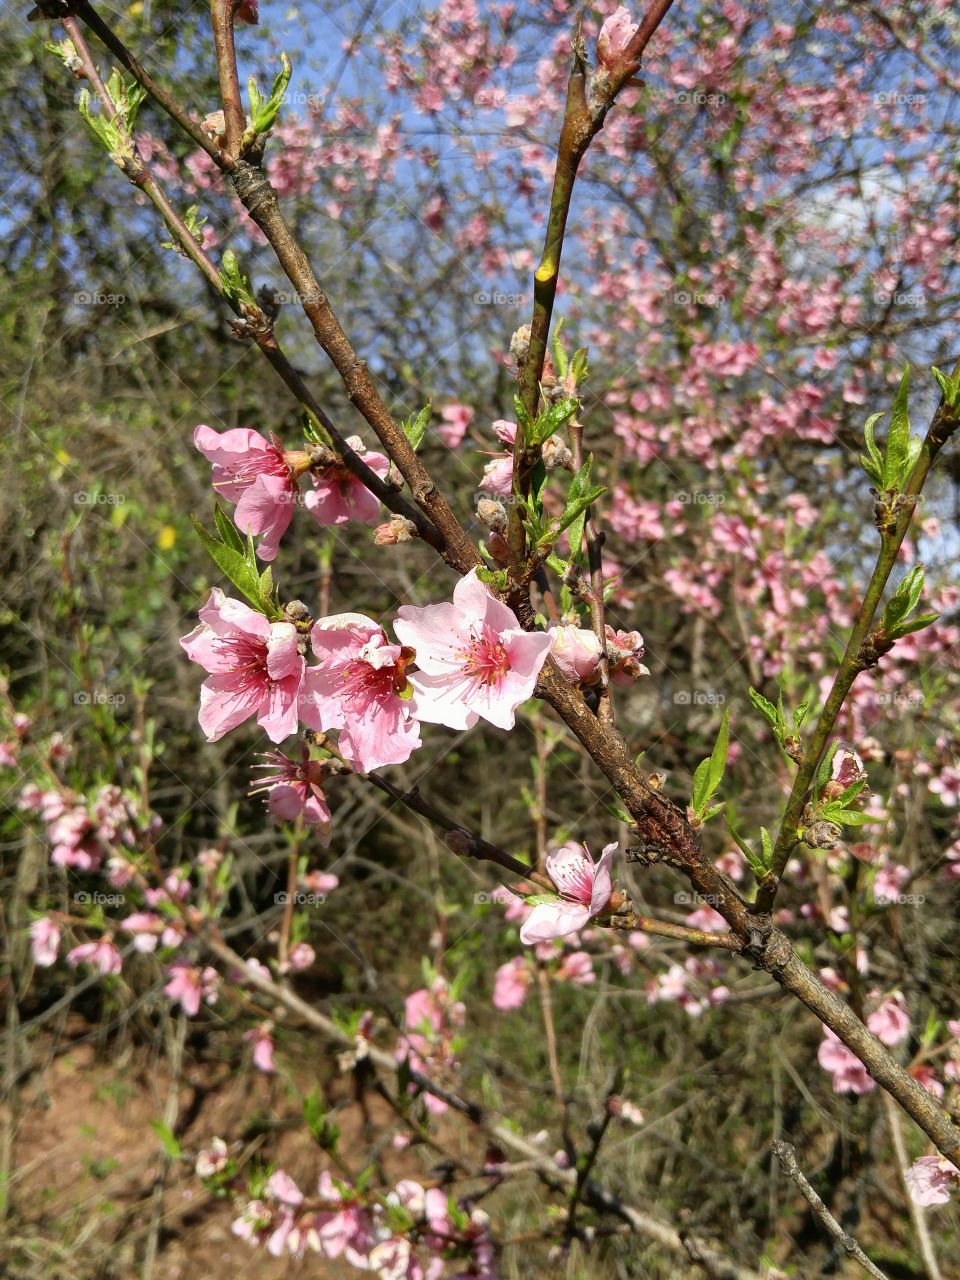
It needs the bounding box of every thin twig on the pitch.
[772,1140,891,1280]
[881,1094,941,1280]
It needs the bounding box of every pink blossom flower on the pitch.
[302,870,339,895]
[817,1027,875,1094]
[478,420,516,495]
[287,941,315,971]
[314,1170,376,1266]
[492,956,531,1010]
[300,614,421,772]
[67,938,122,975]
[873,861,910,904]
[905,1155,960,1206]
[29,917,61,967]
[180,589,304,743]
[303,436,390,527]
[605,626,649,684]
[394,570,552,731]
[548,624,602,684]
[250,748,332,834]
[164,962,218,1016]
[245,1023,276,1072]
[121,911,164,952]
[867,993,910,1046]
[437,402,473,448]
[910,1065,944,1099]
[519,842,616,944]
[195,1137,229,1179]
[597,7,639,69]
[194,425,304,561]
[556,950,595,985]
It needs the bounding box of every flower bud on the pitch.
[374,516,418,545]
[283,449,313,479]
[476,497,508,534]
[542,434,573,470]
[821,740,867,801]
[201,110,226,140]
[803,820,842,849]
[509,324,531,367]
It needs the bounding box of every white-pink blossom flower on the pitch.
[29,917,61,967]
[300,614,421,772]
[817,1027,875,1094]
[67,938,122,976]
[303,436,389,528]
[519,842,616,944]
[548,624,602,684]
[867,993,911,1047]
[250,748,332,834]
[597,7,639,69]
[905,1155,960,1206]
[394,570,552,731]
[164,962,218,1016]
[492,956,531,1010]
[180,589,304,743]
[194,425,303,561]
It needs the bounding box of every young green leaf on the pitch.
[883,365,911,490]
[402,403,432,451]
[748,687,783,734]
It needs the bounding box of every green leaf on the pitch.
[883,565,924,629]
[690,710,730,817]
[748,687,782,733]
[882,365,910,490]
[218,249,256,309]
[760,827,773,868]
[248,52,292,135]
[691,757,711,813]
[214,503,245,553]
[890,611,939,638]
[530,397,578,446]
[814,740,840,797]
[827,808,876,828]
[402,403,432,451]
[793,698,810,730]
[551,320,568,379]
[860,412,884,486]
[932,364,960,410]
[705,707,730,799]
[149,1120,181,1159]
[191,516,281,617]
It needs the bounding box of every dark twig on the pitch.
[773,1140,891,1280]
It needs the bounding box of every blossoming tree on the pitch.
[7,0,960,1275]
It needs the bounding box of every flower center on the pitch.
[216,443,289,492]
[459,627,510,687]
[216,634,270,687]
